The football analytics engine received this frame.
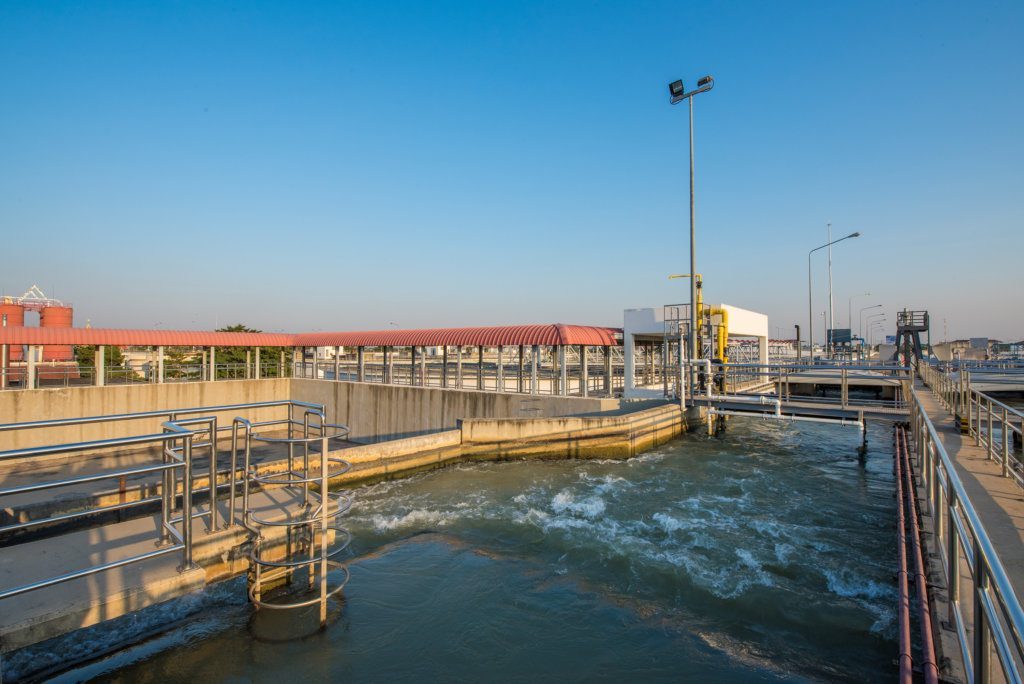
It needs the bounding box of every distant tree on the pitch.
[74,344,126,367]
[164,347,199,379]
[215,324,284,378]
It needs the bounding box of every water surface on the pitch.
[64,419,897,682]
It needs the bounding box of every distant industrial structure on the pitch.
[0,285,74,363]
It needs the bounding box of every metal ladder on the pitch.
[238,404,352,626]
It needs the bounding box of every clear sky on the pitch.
[1,1,1021,341]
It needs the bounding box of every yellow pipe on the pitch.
[709,306,729,362]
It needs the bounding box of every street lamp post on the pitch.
[848,292,870,332]
[869,321,886,347]
[669,75,714,396]
[859,304,882,340]
[808,232,860,362]
[866,314,886,347]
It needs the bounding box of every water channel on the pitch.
[52,418,898,682]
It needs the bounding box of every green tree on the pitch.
[164,346,199,379]
[215,324,285,378]
[74,344,126,367]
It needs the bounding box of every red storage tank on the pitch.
[0,302,26,361]
[40,305,74,361]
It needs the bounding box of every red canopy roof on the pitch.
[293,324,620,348]
[0,327,294,347]
[0,324,621,348]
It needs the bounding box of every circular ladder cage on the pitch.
[245,420,352,622]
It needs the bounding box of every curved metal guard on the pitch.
[243,413,352,625]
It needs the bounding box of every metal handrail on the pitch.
[909,384,1024,683]
[0,399,328,605]
[920,362,1024,487]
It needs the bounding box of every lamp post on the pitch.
[866,314,886,347]
[859,304,882,340]
[848,292,869,332]
[808,232,860,362]
[869,321,886,347]
[669,74,714,396]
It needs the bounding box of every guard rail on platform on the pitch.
[909,385,1024,684]
[0,399,336,604]
[920,363,1024,487]
[674,360,911,414]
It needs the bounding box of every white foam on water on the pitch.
[652,512,693,534]
[823,567,892,600]
[550,489,606,519]
[369,508,457,532]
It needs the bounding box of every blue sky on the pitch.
[1,1,1021,341]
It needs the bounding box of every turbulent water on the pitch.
[52,419,897,682]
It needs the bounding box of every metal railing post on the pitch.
[974,548,990,684]
[1002,406,1010,478]
[181,433,195,570]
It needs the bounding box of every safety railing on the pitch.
[908,385,1024,684]
[921,362,1024,488]
[0,399,333,604]
[300,351,622,398]
[244,406,352,625]
[673,360,911,412]
[0,361,295,390]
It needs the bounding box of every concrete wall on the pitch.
[0,379,291,454]
[461,403,693,460]
[291,379,619,443]
[0,378,619,454]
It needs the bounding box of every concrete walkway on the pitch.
[917,379,1024,597]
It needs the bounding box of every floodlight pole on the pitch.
[669,75,714,399]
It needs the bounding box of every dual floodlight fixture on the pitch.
[668,75,715,104]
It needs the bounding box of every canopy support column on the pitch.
[558,345,567,396]
[27,345,38,389]
[581,345,589,397]
[604,347,613,397]
[478,346,484,390]
[96,345,105,387]
[157,346,165,383]
[442,347,449,387]
[530,345,539,395]
[518,345,525,393]
[496,345,504,392]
